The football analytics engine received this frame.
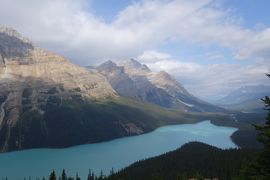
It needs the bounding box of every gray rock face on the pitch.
[0,27,115,97]
[94,59,223,112]
[0,27,116,152]
[0,27,34,65]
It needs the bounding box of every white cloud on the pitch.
[0,0,270,65]
[235,28,270,60]
[139,50,270,101]
[138,50,172,63]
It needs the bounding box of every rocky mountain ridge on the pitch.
[94,59,223,112]
[0,27,117,152]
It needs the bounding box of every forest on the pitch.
[4,140,261,180]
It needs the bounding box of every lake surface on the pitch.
[0,120,238,179]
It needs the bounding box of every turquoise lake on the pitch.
[0,120,238,179]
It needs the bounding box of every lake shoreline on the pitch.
[0,120,238,180]
[0,118,234,154]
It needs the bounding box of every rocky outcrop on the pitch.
[94,59,224,112]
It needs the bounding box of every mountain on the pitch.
[105,142,258,180]
[93,59,224,112]
[0,27,230,152]
[215,85,270,112]
[0,27,120,152]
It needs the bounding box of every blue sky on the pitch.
[91,0,270,65]
[222,0,270,28]
[91,0,270,27]
[90,0,135,23]
[0,0,269,100]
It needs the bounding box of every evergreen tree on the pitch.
[252,75,270,179]
[61,169,67,180]
[109,168,114,176]
[87,169,94,180]
[75,173,80,180]
[49,170,57,180]
[99,170,104,179]
[242,74,270,179]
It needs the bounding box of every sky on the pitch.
[0,0,269,101]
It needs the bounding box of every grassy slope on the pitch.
[5,96,230,152]
[3,95,262,152]
[69,97,264,149]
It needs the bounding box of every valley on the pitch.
[0,27,248,153]
[0,26,267,180]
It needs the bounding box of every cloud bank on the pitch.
[0,0,270,64]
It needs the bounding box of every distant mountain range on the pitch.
[0,27,234,152]
[214,85,270,112]
[90,59,223,112]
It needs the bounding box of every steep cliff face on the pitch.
[0,27,118,152]
[95,59,223,112]
[0,28,116,123]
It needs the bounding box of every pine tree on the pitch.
[61,169,67,180]
[109,168,114,176]
[242,74,270,179]
[87,169,94,180]
[49,170,57,180]
[75,173,80,180]
[99,170,104,180]
[253,94,270,178]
